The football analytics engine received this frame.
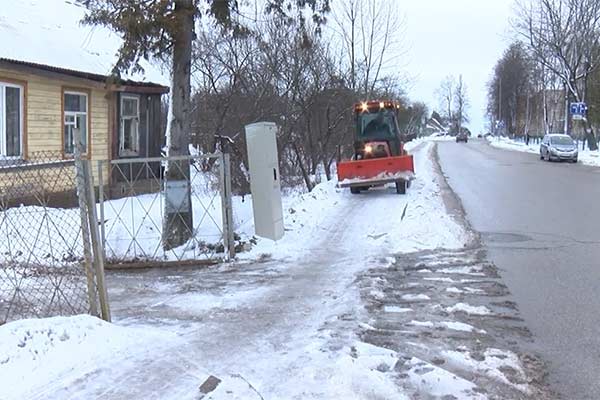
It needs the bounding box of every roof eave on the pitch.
[0,58,169,94]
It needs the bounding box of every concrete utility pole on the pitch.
[498,76,502,134]
[564,84,569,135]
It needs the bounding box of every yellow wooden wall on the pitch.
[0,65,111,188]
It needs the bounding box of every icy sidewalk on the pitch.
[487,135,600,167]
[0,140,472,399]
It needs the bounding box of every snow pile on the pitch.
[440,321,479,332]
[338,170,415,186]
[487,136,600,167]
[0,315,176,400]
[404,357,485,399]
[402,293,431,301]
[0,0,167,84]
[256,339,410,400]
[446,303,492,316]
[443,348,531,394]
[329,342,409,399]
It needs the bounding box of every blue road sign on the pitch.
[570,102,588,116]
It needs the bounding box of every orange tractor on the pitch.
[337,100,415,194]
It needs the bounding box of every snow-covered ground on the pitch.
[0,315,178,399]
[487,135,600,167]
[0,139,549,399]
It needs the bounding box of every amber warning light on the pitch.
[354,101,400,113]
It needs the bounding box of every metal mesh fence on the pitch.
[0,152,101,324]
[98,153,234,266]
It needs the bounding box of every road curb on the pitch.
[430,142,481,249]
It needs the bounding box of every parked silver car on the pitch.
[540,134,578,162]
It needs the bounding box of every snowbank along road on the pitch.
[0,140,554,399]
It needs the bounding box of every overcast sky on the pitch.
[400,0,515,132]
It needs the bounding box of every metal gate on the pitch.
[96,152,235,267]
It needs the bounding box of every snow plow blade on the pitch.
[336,155,415,188]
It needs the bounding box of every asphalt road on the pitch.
[437,138,600,400]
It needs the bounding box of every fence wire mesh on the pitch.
[0,152,101,324]
[98,153,234,266]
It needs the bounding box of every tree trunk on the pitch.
[581,71,598,150]
[542,85,549,135]
[293,142,314,192]
[163,0,194,250]
[323,161,331,181]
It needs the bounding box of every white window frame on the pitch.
[119,94,140,156]
[63,91,88,155]
[0,82,24,159]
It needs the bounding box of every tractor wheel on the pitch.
[395,180,406,195]
[350,187,361,194]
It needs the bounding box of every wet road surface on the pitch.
[438,139,600,400]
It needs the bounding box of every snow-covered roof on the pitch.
[0,0,169,87]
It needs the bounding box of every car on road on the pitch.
[540,134,578,162]
[456,132,468,143]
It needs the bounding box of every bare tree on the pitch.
[397,101,429,138]
[487,42,533,136]
[190,14,356,192]
[514,0,600,149]
[454,75,470,134]
[436,75,455,126]
[334,0,405,98]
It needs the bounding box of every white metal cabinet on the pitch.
[245,122,284,240]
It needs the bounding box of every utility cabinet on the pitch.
[245,122,284,240]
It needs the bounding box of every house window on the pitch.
[0,82,23,157]
[120,95,139,156]
[64,91,88,154]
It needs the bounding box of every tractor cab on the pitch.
[336,100,414,194]
[353,101,404,160]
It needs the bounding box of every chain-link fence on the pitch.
[0,151,108,324]
[97,152,234,267]
[0,150,234,324]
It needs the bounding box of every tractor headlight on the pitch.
[365,144,373,153]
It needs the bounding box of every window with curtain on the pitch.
[64,91,88,154]
[0,82,23,157]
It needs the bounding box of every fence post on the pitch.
[97,160,106,251]
[74,147,99,317]
[219,152,235,260]
[83,159,111,322]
